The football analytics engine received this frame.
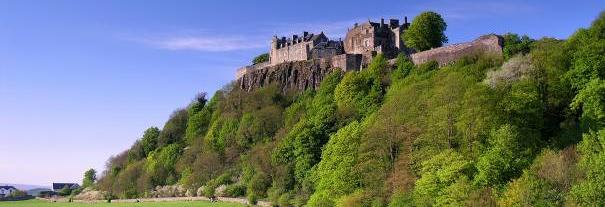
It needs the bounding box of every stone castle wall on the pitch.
[331,54,362,72]
[270,40,314,65]
[236,61,270,80]
[411,34,503,66]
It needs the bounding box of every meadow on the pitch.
[0,199,245,207]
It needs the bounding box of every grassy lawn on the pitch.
[0,199,245,207]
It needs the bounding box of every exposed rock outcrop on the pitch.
[237,58,336,92]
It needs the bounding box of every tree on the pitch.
[412,150,474,206]
[59,185,72,196]
[403,11,448,51]
[253,53,269,65]
[140,127,160,156]
[308,121,363,206]
[391,54,415,82]
[570,130,605,205]
[475,124,533,187]
[157,109,188,147]
[502,33,534,60]
[82,168,97,188]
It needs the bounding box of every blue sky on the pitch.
[0,0,603,187]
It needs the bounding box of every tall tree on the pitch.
[82,168,97,188]
[403,11,448,51]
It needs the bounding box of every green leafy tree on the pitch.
[403,11,448,51]
[308,121,363,206]
[252,53,269,65]
[82,168,97,188]
[334,55,386,119]
[502,33,534,60]
[272,71,342,191]
[475,124,533,187]
[391,54,415,82]
[571,79,605,130]
[157,109,189,147]
[412,150,474,206]
[185,92,215,144]
[146,144,182,186]
[570,130,605,205]
[500,148,579,206]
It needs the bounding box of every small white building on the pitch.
[0,186,17,198]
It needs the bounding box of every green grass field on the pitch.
[0,199,245,207]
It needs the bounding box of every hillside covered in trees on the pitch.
[96,11,605,206]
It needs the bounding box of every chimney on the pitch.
[404,16,408,24]
[390,19,399,28]
[354,23,358,28]
[303,31,309,38]
[381,18,385,27]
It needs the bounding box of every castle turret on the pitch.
[271,36,279,49]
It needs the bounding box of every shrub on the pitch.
[484,55,534,88]
[224,184,246,197]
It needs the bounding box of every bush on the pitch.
[247,193,258,205]
[253,53,269,65]
[224,184,246,197]
[484,55,535,88]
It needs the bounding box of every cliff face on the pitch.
[237,58,336,92]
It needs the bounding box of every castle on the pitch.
[235,17,503,92]
[236,17,411,79]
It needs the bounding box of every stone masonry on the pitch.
[269,32,343,65]
[234,17,504,92]
[410,34,503,66]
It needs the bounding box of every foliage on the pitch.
[83,168,97,188]
[475,124,534,187]
[502,33,534,60]
[272,71,342,184]
[252,53,269,65]
[158,109,189,147]
[412,150,474,206]
[308,121,363,206]
[403,11,448,51]
[334,55,385,119]
[391,54,415,82]
[570,130,605,205]
[500,148,579,206]
[224,184,246,197]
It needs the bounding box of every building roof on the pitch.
[52,183,80,191]
[0,186,16,190]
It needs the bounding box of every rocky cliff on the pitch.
[237,58,336,92]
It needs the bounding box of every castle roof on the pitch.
[52,183,79,191]
[0,186,16,190]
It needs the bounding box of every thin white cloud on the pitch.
[135,35,267,52]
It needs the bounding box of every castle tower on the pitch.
[270,36,279,65]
